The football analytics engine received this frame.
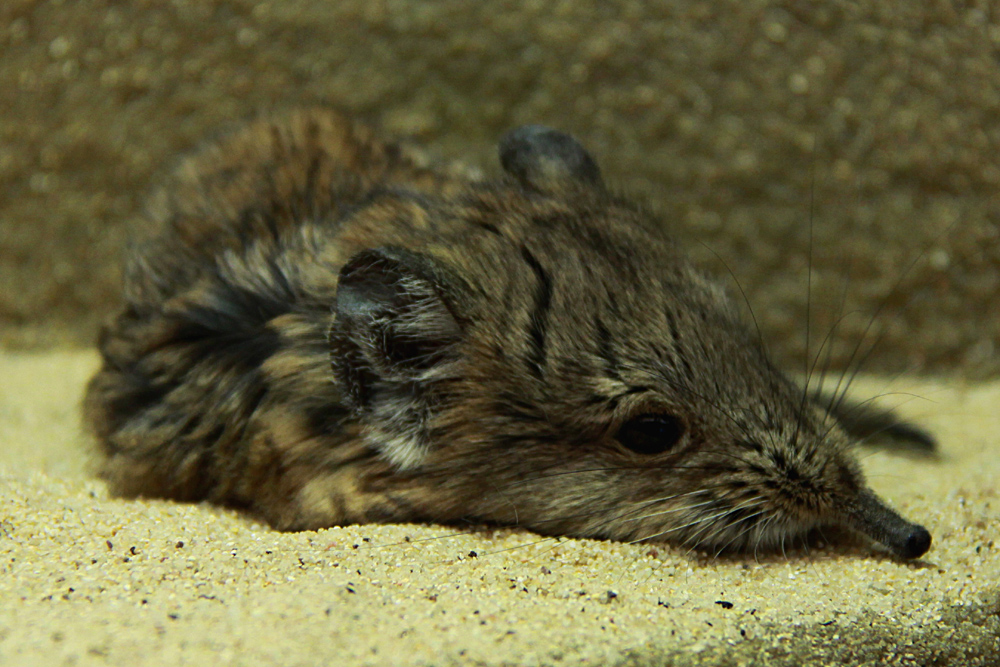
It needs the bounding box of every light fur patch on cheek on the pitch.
[363,390,433,470]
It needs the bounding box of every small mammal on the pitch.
[85,109,933,559]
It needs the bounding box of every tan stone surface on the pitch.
[1,1,999,376]
[0,350,997,666]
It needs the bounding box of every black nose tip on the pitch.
[846,489,933,560]
[901,525,932,559]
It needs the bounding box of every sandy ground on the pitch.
[0,349,997,666]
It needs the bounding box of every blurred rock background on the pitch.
[1,0,998,376]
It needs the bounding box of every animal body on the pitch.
[85,109,932,559]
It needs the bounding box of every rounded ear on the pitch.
[329,247,462,411]
[329,247,465,470]
[498,125,603,194]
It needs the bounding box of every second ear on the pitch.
[498,125,604,194]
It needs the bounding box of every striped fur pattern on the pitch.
[85,109,931,558]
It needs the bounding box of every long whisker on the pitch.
[753,512,781,563]
[632,499,767,547]
[814,180,865,407]
[697,240,768,359]
[682,497,768,554]
[622,496,726,524]
[711,508,770,558]
[575,485,730,532]
[827,217,962,414]
[495,463,747,492]
[792,132,820,461]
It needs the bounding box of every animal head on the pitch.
[328,125,930,559]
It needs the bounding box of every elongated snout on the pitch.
[845,488,931,559]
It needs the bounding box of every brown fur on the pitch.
[85,109,932,558]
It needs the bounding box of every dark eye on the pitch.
[616,414,685,455]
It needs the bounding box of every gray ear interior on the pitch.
[329,247,461,411]
[498,125,603,194]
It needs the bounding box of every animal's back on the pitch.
[85,109,467,526]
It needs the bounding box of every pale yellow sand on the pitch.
[0,350,997,666]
